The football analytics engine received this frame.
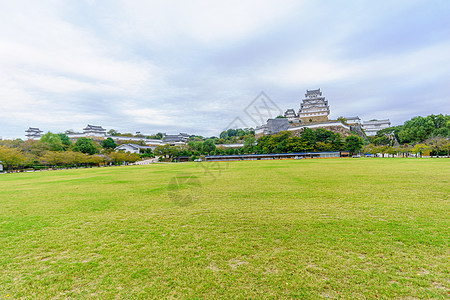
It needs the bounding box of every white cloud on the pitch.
[113,0,304,44]
[0,0,449,138]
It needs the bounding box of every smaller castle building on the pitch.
[284,109,298,122]
[362,119,391,136]
[343,116,361,125]
[25,127,43,140]
[83,125,107,137]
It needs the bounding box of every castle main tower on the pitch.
[298,89,330,123]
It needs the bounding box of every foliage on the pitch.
[139,147,154,158]
[102,137,117,150]
[202,139,216,154]
[345,135,364,155]
[0,145,28,169]
[219,128,255,143]
[40,132,64,151]
[57,133,72,148]
[337,116,348,125]
[107,129,120,136]
[108,151,140,164]
[256,128,344,153]
[243,136,256,149]
[154,144,180,160]
[147,132,163,139]
[19,139,47,157]
[72,137,98,155]
[396,114,449,143]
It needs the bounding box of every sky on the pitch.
[0,0,449,139]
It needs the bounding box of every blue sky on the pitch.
[0,0,449,139]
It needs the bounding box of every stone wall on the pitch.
[290,125,352,138]
[299,115,329,124]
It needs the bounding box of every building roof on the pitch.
[83,125,106,131]
[162,133,189,142]
[305,89,322,96]
[116,143,152,150]
[117,143,140,150]
[362,119,390,125]
[25,127,43,133]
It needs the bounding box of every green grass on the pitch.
[0,158,449,299]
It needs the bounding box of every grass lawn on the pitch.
[0,158,449,299]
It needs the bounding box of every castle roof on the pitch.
[363,119,390,125]
[83,125,106,131]
[305,89,322,97]
[25,127,43,133]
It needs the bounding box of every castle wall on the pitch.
[288,123,352,138]
[299,115,329,124]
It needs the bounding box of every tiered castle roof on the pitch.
[298,89,330,121]
[25,127,43,139]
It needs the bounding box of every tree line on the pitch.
[153,128,363,161]
[0,133,147,171]
[366,114,450,157]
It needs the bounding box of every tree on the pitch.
[39,151,64,167]
[147,132,163,139]
[107,129,120,136]
[193,141,203,152]
[154,144,172,159]
[220,131,228,139]
[243,136,256,148]
[441,138,450,157]
[102,137,117,150]
[386,146,397,157]
[19,139,47,157]
[40,132,64,151]
[140,147,154,158]
[202,139,216,154]
[411,143,430,158]
[364,144,378,156]
[315,141,333,152]
[0,145,28,170]
[301,128,316,150]
[345,135,363,155]
[57,133,72,149]
[72,138,98,155]
[426,136,447,157]
[397,114,450,144]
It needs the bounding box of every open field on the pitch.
[0,158,449,299]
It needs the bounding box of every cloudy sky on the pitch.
[0,0,449,139]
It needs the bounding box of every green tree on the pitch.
[193,141,203,152]
[202,139,216,154]
[345,135,363,155]
[0,145,28,170]
[102,137,117,150]
[107,129,120,136]
[412,143,430,158]
[243,136,256,149]
[72,138,98,155]
[40,132,64,151]
[57,133,72,148]
[300,128,316,150]
[397,115,450,144]
[39,151,64,167]
[220,131,228,139]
